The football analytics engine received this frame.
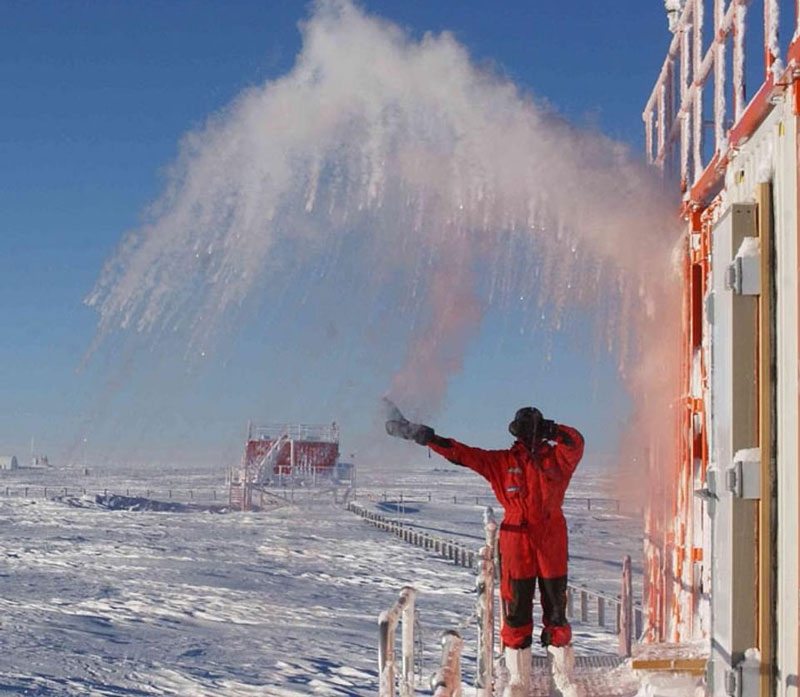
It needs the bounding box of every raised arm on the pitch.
[385,409,502,480]
[426,436,504,480]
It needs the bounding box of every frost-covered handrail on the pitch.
[430,630,463,697]
[378,586,417,697]
[248,422,339,442]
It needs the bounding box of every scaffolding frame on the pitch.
[644,0,799,204]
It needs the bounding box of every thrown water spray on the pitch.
[87,0,680,470]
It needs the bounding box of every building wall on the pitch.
[703,97,799,695]
[773,106,800,697]
[245,439,339,477]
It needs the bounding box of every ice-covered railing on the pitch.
[0,485,240,506]
[378,509,497,697]
[644,0,800,206]
[247,422,339,443]
[378,586,417,697]
[475,508,496,696]
[350,502,644,653]
[429,631,463,697]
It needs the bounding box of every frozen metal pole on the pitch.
[430,630,463,697]
[693,0,704,178]
[733,1,746,121]
[483,506,497,549]
[378,586,417,697]
[401,592,415,695]
[484,505,499,582]
[714,0,726,152]
[618,555,633,657]
[475,506,497,696]
[476,545,495,696]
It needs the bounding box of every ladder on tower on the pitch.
[254,433,290,485]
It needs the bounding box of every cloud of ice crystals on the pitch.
[87,0,681,464]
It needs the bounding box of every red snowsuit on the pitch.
[428,424,584,649]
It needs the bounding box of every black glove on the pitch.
[412,424,435,445]
[386,419,435,446]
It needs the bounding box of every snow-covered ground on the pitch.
[0,467,642,695]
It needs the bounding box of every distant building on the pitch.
[0,456,19,471]
[229,422,340,511]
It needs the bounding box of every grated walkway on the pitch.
[496,654,640,697]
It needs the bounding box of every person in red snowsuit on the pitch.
[386,406,584,651]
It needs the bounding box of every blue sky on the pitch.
[0,1,671,468]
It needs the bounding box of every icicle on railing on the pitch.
[378,586,417,697]
[733,1,746,122]
[691,0,703,181]
[664,0,686,33]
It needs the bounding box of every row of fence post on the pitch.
[565,582,642,649]
[0,487,213,501]
[372,492,634,513]
[347,502,475,569]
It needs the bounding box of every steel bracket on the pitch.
[726,452,760,499]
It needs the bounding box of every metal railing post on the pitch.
[401,599,415,695]
[618,554,633,657]
[430,630,463,697]
[476,507,497,697]
[378,586,417,697]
